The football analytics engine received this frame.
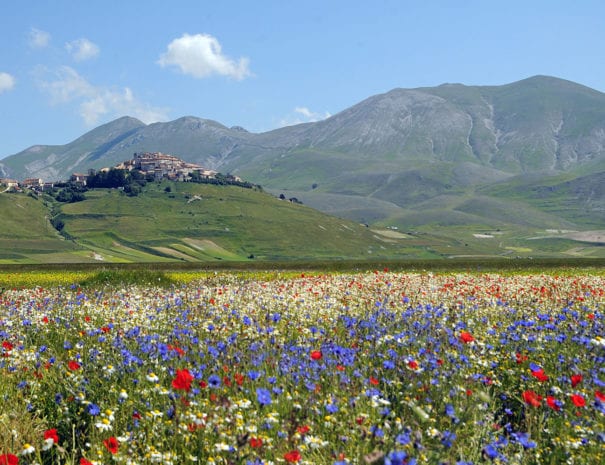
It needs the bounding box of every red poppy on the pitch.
[2,341,14,351]
[249,437,263,448]
[459,331,474,343]
[596,390,605,402]
[297,425,310,435]
[44,428,59,444]
[103,436,119,454]
[570,394,586,407]
[310,350,322,361]
[284,450,302,463]
[369,376,379,386]
[531,368,549,382]
[515,352,528,364]
[199,380,208,389]
[235,373,244,386]
[172,368,194,392]
[0,454,19,465]
[522,390,542,407]
[546,396,561,411]
[167,344,185,356]
[407,360,419,370]
[570,374,582,388]
[80,458,93,465]
[68,360,81,371]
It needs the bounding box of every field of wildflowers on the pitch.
[0,270,603,465]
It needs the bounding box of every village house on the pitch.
[0,178,19,188]
[21,178,44,189]
[70,173,89,186]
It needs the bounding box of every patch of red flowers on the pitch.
[249,437,263,448]
[0,454,19,465]
[570,374,583,388]
[44,428,59,445]
[172,368,194,392]
[531,368,549,382]
[284,450,302,463]
[103,436,119,454]
[68,360,81,371]
[2,341,14,351]
[297,425,310,435]
[570,394,586,408]
[546,396,561,411]
[459,331,474,343]
[523,390,542,407]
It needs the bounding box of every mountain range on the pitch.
[2,75,604,257]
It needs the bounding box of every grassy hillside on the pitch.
[2,180,603,264]
[0,193,83,263]
[52,182,412,262]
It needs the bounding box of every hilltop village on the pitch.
[0,152,245,191]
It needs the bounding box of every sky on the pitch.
[1,0,604,158]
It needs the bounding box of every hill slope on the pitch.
[0,183,416,263]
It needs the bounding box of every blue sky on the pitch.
[1,0,604,158]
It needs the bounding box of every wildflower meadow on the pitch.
[0,270,603,465]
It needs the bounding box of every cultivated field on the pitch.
[0,268,603,464]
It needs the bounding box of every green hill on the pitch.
[0,183,415,263]
[0,193,83,263]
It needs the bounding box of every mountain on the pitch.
[2,75,604,256]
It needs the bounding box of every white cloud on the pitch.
[37,66,168,125]
[279,106,331,127]
[158,33,251,80]
[65,38,100,61]
[29,27,51,48]
[0,72,16,94]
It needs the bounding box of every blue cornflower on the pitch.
[208,374,221,388]
[483,443,499,460]
[445,403,460,424]
[513,432,536,449]
[256,387,272,406]
[384,450,408,465]
[441,430,456,448]
[326,403,339,414]
[87,403,101,415]
[395,431,411,445]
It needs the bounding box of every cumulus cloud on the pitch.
[158,33,251,80]
[279,106,331,127]
[29,27,51,48]
[37,66,168,125]
[65,38,100,61]
[0,72,16,94]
